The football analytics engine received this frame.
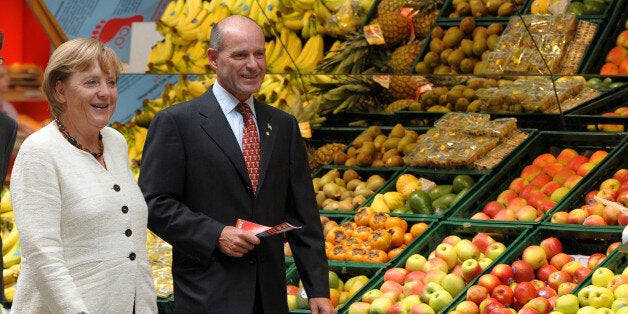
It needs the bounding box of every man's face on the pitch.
[208,22,266,101]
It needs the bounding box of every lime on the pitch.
[566,1,585,15]
[328,271,340,290]
[452,174,475,193]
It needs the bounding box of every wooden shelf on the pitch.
[4,89,46,102]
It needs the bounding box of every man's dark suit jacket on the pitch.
[139,88,329,313]
[0,112,17,303]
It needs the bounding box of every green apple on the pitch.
[454,239,480,262]
[554,294,580,314]
[616,284,628,299]
[618,307,628,314]
[550,186,571,202]
[592,267,615,287]
[613,297,628,312]
[588,286,614,309]
[575,306,596,314]
[428,290,453,312]
[361,289,383,303]
[434,243,458,270]
[410,303,436,314]
[347,301,371,314]
[400,294,421,308]
[420,282,443,302]
[440,273,465,297]
[405,254,426,272]
[579,285,595,307]
[370,296,394,314]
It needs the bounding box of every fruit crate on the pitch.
[320,112,398,128]
[443,223,624,313]
[565,82,628,131]
[447,131,628,225]
[410,19,509,76]
[340,220,532,314]
[579,0,628,73]
[523,0,621,24]
[367,167,489,220]
[540,139,628,229]
[437,0,532,22]
[286,260,385,313]
[312,165,403,214]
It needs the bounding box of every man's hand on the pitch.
[309,297,334,314]
[218,226,260,257]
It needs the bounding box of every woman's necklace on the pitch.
[55,118,104,158]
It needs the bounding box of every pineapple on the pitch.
[383,99,420,113]
[390,42,423,74]
[413,9,440,39]
[370,11,410,47]
[308,143,347,171]
[389,75,429,100]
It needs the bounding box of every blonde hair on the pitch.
[42,38,123,118]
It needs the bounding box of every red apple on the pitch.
[454,300,480,314]
[567,155,589,172]
[530,279,546,290]
[560,260,582,276]
[472,232,496,253]
[550,211,569,224]
[556,281,577,295]
[403,280,425,296]
[601,62,620,75]
[539,237,563,259]
[540,181,562,197]
[613,168,628,182]
[491,284,515,307]
[471,212,491,220]
[422,257,449,273]
[533,153,558,169]
[537,200,556,215]
[466,285,490,305]
[619,56,628,74]
[496,189,518,207]
[513,281,537,305]
[479,297,503,314]
[583,214,607,226]
[483,201,506,218]
[526,191,550,209]
[455,239,481,262]
[530,173,552,188]
[384,267,409,285]
[404,271,426,284]
[515,205,538,222]
[607,274,628,292]
[576,162,596,177]
[566,208,587,224]
[524,296,552,314]
[521,165,543,182]
[589,150,608,165]
[478,273,502,293]
[461,259,483,282]
[556,148,579,166]
[607,242,621,255]
[509,178,530,194]
[547,270,573,291]
[563,174,583,190]
[618,189,628,207]
[512,260,536,283]
[572,267,592,284]
[618,212,628,226]
[583,202,605,217]
[606,46,628,65]
[506,197,529,211]
[602,204,621,225]
[520,186,541,202]
[597,188,618,201]
[584,190,599,204]
[587,252,606,269]
[552,168,576,185]
[491,263,515,285]
[536,285,557,299]
[434,243,458,270]
[536,264,559,282]
[549,252,573,270]
[522,245,548,270]
[493,208,516,221]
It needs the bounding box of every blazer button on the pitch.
[121,205,129,213]
[125,229,132,237]
[129,252,136,260]
[113,184,120,192]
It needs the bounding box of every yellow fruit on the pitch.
[395,174,419,192]
[287,294,297,310]
[383,191,405,210]
[531,0,549,14]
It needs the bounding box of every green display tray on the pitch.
[367,167,489,220]
[339,220,532,314]
[565,83,628,132]
[447,131,628,225]
[443,223,624,313]
[540,139,628,228]
[437,0,532,22]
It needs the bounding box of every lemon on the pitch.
[531,0,549,14]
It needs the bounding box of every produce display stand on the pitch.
[580,0,628,73]
[565,83,628,131]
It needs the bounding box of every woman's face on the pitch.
[55,61,118,131]
[0,65,10,94]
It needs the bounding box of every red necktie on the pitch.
[236,102,260,193]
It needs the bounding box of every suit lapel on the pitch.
[254,101,276,193]
[198,90,251,187]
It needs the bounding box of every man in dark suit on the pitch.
[0,111,17,304]
[139,15,333,314]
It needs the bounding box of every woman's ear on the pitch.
[54,80,67,103]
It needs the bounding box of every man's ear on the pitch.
[207,48,218,70]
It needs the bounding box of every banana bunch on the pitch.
[110,121,149,173]
[1,187,21,303]
[288,33,324,73]
[3,263,19,302]
[1,187,11,214]
[130,75,215,128]
[266,26,302,73]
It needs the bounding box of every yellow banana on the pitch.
[3,240,21,268]
[290,0,315,12]
[232,0,255,15]
[151,33,175,66]
[313,0,332,24]
[186,79,209,98]
[4,285,15,303]
[2,221,18,256]
[159,0,186,28]
[294,34,323,73]
[174,3,211,43]
[278,10,304,31]
[248,0,262,25]
[0,188,11,213]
